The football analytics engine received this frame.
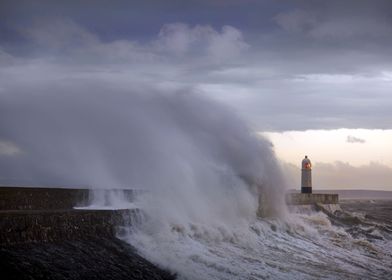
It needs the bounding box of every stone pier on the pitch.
[286,193,339,205]
[0,186,139,246]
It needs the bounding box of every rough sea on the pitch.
[121,199,392,280]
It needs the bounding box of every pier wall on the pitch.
[0,186,175,280]
[0,186,136,210]
[0,186,139,246]
[0,209,140,246]
[286,193,339,205]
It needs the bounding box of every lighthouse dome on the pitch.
[302,155,312,169]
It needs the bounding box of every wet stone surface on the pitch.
[0,237,176,280]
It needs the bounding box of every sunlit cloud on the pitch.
[262,129,392,168]
[283,160,392,190]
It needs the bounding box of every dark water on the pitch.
[340,200,392,227]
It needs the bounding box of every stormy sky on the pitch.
[0,0,391,189]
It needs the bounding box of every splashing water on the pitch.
[0,82,287,218]
[2,83,390,279]
[120,200,392,280]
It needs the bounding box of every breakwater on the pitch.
[0,186,175,280]
[0,186,138,245]
[0,186,136,210]
[286,193,339,205]
[0,208,139,245]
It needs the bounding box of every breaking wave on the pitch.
[121,200,392,280]
[2,83,391,279]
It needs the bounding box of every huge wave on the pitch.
[1,84,391,279]
[121,200,392,279]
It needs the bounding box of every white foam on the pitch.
[121,207,392,279]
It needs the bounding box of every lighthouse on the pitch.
[287,156,338,205]
[301,155,312,193]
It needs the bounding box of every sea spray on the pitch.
[125,201,392,280]
[2,83,392,279]
[0,83,288,217]
[0,82,291,279]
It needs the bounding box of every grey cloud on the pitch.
[275,8,392,39]
[206,25,249,60]
[0,141,22,156]
[18,18,159,63]
[22,18,99,49]
[17,19,248,65]
[156,23,248,60]
[0,48,15,65]
[1,1,392,132]
[0,0,390,194]
[346,135,366,144]
[274,1,392,41]
[274,9,318,34]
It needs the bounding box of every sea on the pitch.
[120,196,392,280]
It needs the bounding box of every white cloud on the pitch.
[156,23,248,60]
[157,23,198,54]
[380,71,392,82]
[207,25,249,60]
[0,141,22,156]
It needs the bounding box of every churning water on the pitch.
[120,199,392,280]
[1,85,391,279]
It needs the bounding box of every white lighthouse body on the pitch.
[301,155,312,193]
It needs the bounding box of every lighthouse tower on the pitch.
[301,155,312,193]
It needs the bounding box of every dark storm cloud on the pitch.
[0,0,391,131]
[275,0,392,39]
[0,0,277,45]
